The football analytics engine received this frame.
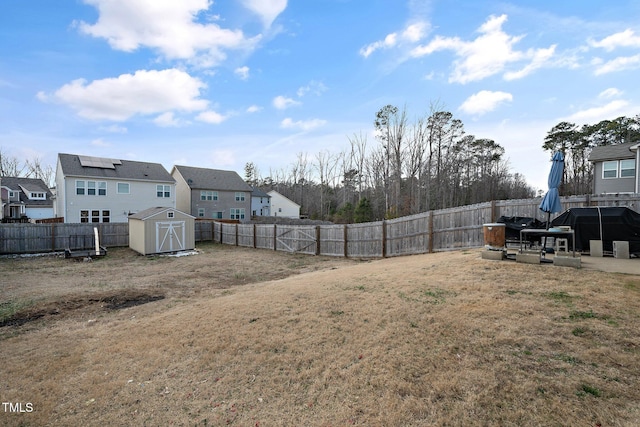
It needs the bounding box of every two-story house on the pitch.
[251,187,271,217]
[55,153,176,223]
[0,177,54,221]
[171,165,252,220]
[588,142,640,194]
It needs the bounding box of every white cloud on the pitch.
[195,110,227,124]
[78,0,258,67]
[459,90,512,115]
[504,45,556,80]
[594,54,640,75]
[273,95,301,110]
[410,14,555,84]
[240,0,287,28]
[154,112,185,127]
[359,21,427,58]
[563,99,631,123]
[235,66,250,80]
[589,29,640,51]
[297,80,327,97]
[280,117,326,131]
[599,88,623,99]
[50,68,208,121]
[246,105,262,113]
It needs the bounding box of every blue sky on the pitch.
[2,0,640,192]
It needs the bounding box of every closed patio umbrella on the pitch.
[539,151,564,254]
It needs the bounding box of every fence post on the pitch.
[273,224,277,251]
[51,222,56,252]
[490,199,497,222]
[315,225,321,256]
[381,220,387,258]
[253,224,257,248]
[343,224,348,258]
[235,223,239,246]
[428,211,434,253]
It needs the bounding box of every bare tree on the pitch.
[0,148,24,177]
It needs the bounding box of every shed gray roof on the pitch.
[128,206,194,220]
[58,153,174,183]
[173,165,252,192]
[588,142,637,162]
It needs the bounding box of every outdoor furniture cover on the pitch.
[497,216,547,242]
[551,207,640,255]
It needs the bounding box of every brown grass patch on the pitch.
[1,243,639,426]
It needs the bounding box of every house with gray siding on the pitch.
[588,142,640,194]
[55,153,176,223]
[1,177,54,221]
[171,165,252,220]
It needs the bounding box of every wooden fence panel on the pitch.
[255,225,275,250]
[237,224,255,247]
[346,223,383,257]
[195,221,214,242]
[319,225,345,257]
[274,225,317,254]
[219,223,236,245]
[386,212,430,256]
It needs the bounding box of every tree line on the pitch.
[250,104,536,222]
[542,115,640,196]
[4,110,636,224]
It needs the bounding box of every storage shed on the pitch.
[128,207,195,255]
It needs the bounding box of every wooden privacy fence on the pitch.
[1,193,638,256]
[210,193,640,258]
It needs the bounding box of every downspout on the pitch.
[632,143,640,194]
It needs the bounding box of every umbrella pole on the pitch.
[542,212,551,258]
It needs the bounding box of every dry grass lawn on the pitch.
[1,242,639,426]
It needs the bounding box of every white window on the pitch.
[117,182,130,194]
[198,208,205,217]
[167,211,174,219]
[29,192,46,200]
[157,185,171,198]
[620,159,636,178]
[87,181,96,196]
[235,192,245,201]
[230,208,245,219]
[200,191,218,201]
[603,161,618,179]
[98,181,107,196]
[213,211,223,219]
[76,180,85,195]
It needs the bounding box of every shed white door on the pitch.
[156,221,185,253]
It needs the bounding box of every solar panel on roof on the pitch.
[78,155,120,169]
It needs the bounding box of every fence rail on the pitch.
[1,193,638,256]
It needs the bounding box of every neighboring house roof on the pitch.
[58,153,174,182]
[0,177,53,206]
[173,165,252,191]
[128,206,195,220]
[251,186,270,198]
[588,142,637,162]
[268,190,301,208]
